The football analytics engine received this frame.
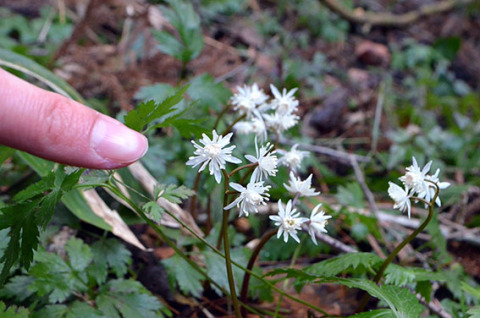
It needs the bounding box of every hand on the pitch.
[0,68,148,169]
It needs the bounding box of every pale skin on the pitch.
[0,68,148,169]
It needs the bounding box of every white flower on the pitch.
[270,200,308,243]
[277,144,309,171]
[233,116,267,141]
[233,121,253,135]
[245,140,278,182]
[250,116,267,141]
[307,204,332,245]
[186,130,242,183]
[270,84,299,115]
[263,112,299,134]
[224,181,271,217]
[399,156,432,201]
[417,168,450,207]
[231,83,269,118]
[388,181,412,218]
[284,172,320,197]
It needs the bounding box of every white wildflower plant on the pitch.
[187,84,332,247]
[388,156,450,218]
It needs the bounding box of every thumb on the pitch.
[0,68,148,169]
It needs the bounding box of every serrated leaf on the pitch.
[325,278,423,318]
[384,264,445,287]
[187,73,232,112]
[467,306,480,318]
[202,249,248,296]
[91,238,131,278]
[124,86,188,132]
[13,172,55,202]
[349,308,395,318]
[336,182,365,209]
[0,200,40,282]
[0,275,34,302]
[65,237,93,272]
[142,201,165,224]
[97,279,164,318]
[0,301,30,318]
[36,302,104,318]
[37,189,62,229]
[162,254,204,298]
[415,281,432,303]
[154,184,195,204]
[154,0,204,63]
[306,253,383,277]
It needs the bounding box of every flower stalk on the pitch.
[357,182,440,312]
[240,228,278,317]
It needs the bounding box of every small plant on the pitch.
[0,236,171,317]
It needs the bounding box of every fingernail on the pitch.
[91,117,148,164]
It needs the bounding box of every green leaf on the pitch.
[0,275,34,302]
[0,146,15,166]
[187,73,232,112]
[134,83,176,103]
[0,301,29,318]
[91,238,131,278]
[0,200,40,282]
[326,278,423,318]
[96,279,165,318]
[349,309,395,318]
[202,249,248,296]
[336,182,365,209]
[36,302,104,318]
[162,254,204,298]
[124,86,188,132]
[306,253,383,277]
[65,237,93,272]
[154,0,204,63]
[154,183,195,204]
[415,281,432,304]
[142,201,165,224]
[467,306,480,318]
[434,37,461,61]
[13,172,55,202]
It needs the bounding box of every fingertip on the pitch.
[90,116,148,169]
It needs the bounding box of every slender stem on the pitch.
[228,162,258,178]
[240,229,278,317]
[357,184,440,312]
[239,166,256,184]
[219,170,241,318]
[222,114,246,136]
[214,104,232,130]
[274,237,305,317]
[189,171,202,217]
[217,170,230,249]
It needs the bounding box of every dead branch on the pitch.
[318,0,473,28]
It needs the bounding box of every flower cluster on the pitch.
[187,84,331,246]
[232,84,300,141]
[388,157,450,218]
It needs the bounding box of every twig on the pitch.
[350,155,378,216]
[318,0,473,28]
[277,136,370,165]
[417,294,452,318]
